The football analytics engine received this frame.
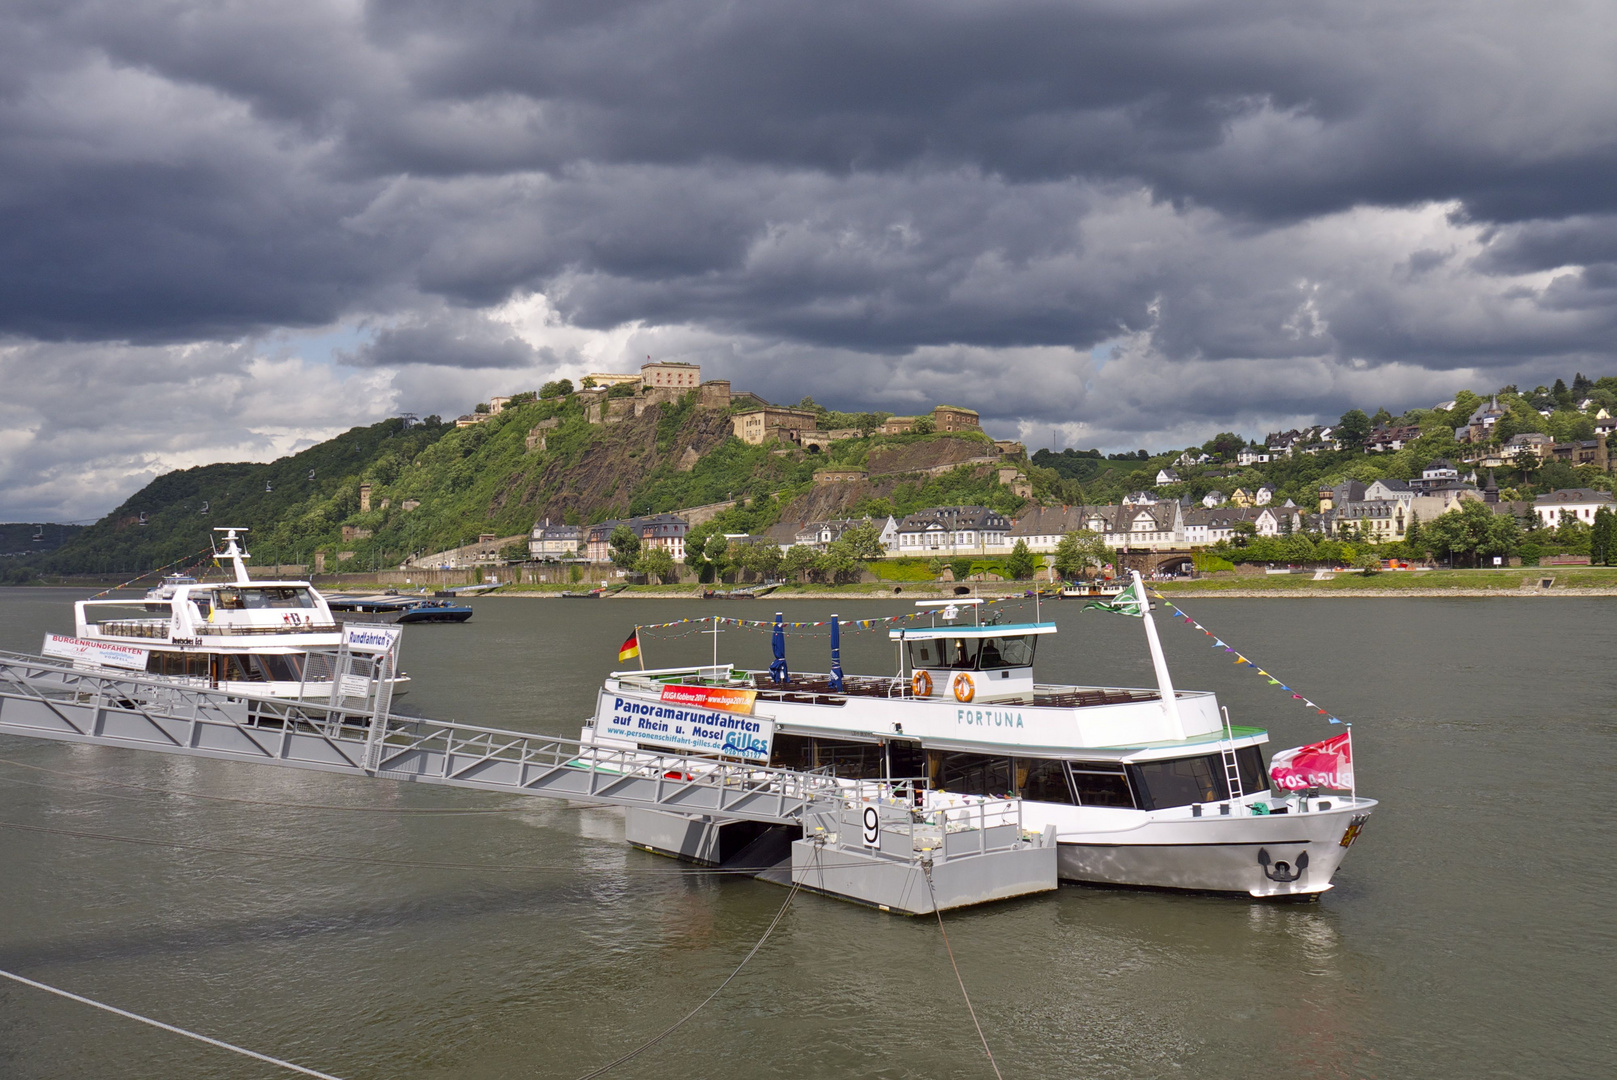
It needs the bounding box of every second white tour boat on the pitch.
[43,528,408,699]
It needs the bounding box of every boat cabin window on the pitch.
[906,634,1037,671]
[145,651,210,678]
[1127,748,1270,809]
[930,751,1014,798]
[1129,754,1228,810]
[1069,763,1136,808]
[1014,758,1075,804]
[768,734,884,779]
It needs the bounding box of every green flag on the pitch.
[1085,578,1145,617]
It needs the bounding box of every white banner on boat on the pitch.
[341,623,402,654]
[598,692,774,762]
[41,633,149,671]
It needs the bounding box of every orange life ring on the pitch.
[912,670,933,697]
[953,673,976,703]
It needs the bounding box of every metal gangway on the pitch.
[0,651,841,825]
[0,650,1058,912]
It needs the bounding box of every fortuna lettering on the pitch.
[955,707,1025,729]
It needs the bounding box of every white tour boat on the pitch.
[584,574,1373,898]
[44,528,408,699]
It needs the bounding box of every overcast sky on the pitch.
[4,0,1617,521]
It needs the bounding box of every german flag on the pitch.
[618,628,641,663]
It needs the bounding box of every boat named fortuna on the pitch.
[583,573,1373,898]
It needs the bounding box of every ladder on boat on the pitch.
[1219,706,1244,799]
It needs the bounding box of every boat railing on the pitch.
[195,622,340,637]
[820,782,1028,860]
[94,619,173,640]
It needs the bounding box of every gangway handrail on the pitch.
[0,651,902,827]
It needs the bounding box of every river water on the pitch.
[0,589,1611,1079]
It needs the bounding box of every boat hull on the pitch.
[1053,798,1375,897]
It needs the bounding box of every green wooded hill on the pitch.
[12,392,1028,578]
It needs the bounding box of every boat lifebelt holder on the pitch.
[953,673,976,703]
[911,670,933,697]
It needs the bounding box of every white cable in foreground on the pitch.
[0,968,348,1080]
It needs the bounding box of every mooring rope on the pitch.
[0,967,348,1080]
[571,876,804,1080]
[923,864,1005,1080]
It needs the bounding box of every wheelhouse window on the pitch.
[979,635,1036,669]
[240,588,317,609]
[1069,763,1136,808]
[906,634,1037,671]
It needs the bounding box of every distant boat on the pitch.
[324,593,473,624]
[1059,581,1126,600]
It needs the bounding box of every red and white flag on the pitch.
[1269,732,1353,791]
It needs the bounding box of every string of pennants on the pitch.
[1148,590,1345,726]
[634,595,1033,637]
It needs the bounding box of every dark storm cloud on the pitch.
[4,1,1617,518]
[344,306,547,370]
[4,0,1613,346]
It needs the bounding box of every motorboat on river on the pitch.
[324,593,474,624]
[45,528,409,699]
[583,573,1373,898]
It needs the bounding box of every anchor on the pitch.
[1257,847,1309,883]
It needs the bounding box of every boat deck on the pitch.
[740,671,1160,709]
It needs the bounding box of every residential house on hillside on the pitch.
[1364,477,1413,503]
[895,506,1010,553]
[1236,447,1271,466]
[791,516,899,552]
[528,520,582,561]
[1123,490,1156,506]
[1366,424,1423,453]
[1230,487,1255,507]
[1254,484,1275,505]
[1176,450,1211,466]
[584,514,690,563]
[1183,507,1258,546]
[1534,488,1615,527]
[1456,396,1507,443]
[1114,501,1182,548]
[1156,467,1181,485]
[1202,490,1226,508]
[1550,438,1609,468]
